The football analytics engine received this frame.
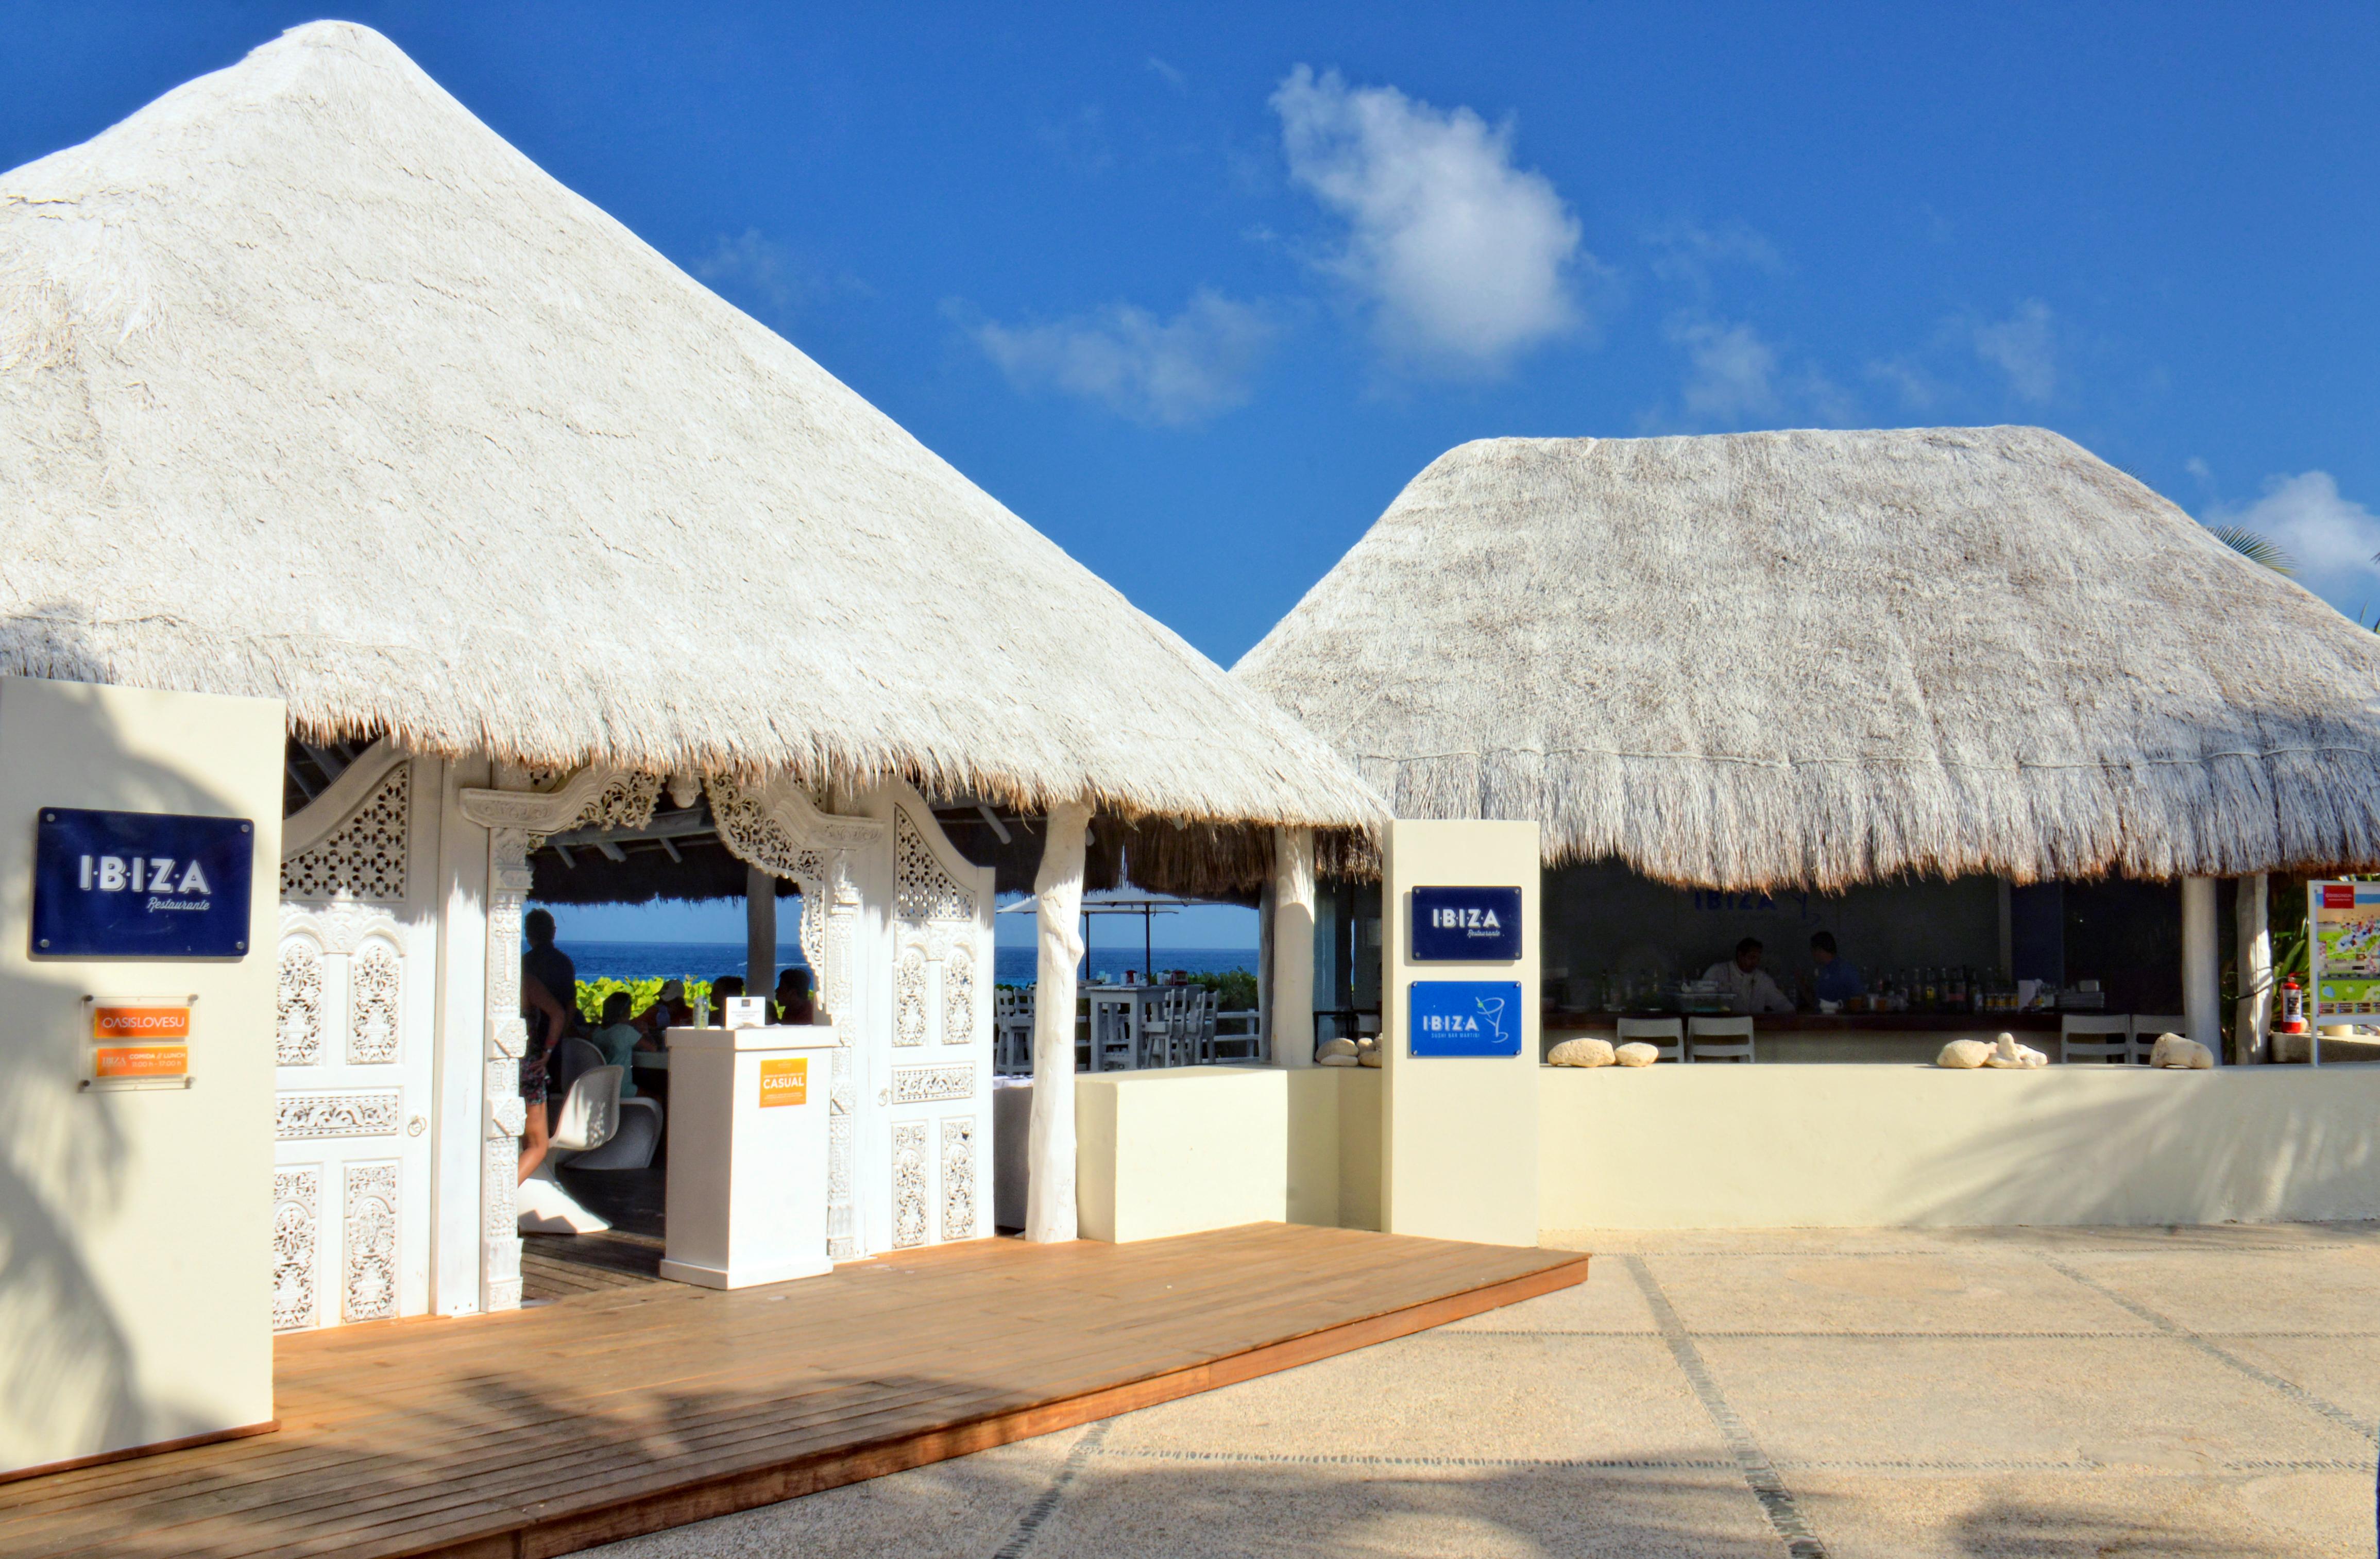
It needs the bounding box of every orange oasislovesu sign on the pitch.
[94,1004,191,1040]
[757,1056,808,1108]
[95,1044,189,1081]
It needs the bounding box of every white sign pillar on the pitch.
[1380,819,1541,1247]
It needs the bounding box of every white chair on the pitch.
[2128,1014,2188,1066]
[2059,1014,2130,1063]
[517,1062,624,1234]
[994,988,1034,1073]
[551,1063,623,1157]
[1688,1014,1755,1063]
[1616,1016,1685,1062]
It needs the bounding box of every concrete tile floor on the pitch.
[599,1223,2380,1558]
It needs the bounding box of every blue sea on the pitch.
[558,939,1255,988]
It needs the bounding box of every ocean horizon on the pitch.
[556,938,1257,988]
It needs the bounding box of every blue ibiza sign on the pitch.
[1408,980,1523,1057]
[30,808,257,959]
[1410,886,1522,961]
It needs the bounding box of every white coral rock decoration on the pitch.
[1936,1039,1992,1069]
[1549,1037,1617,1068]
[2149,1032,2215,1069]
[1613,1041,1660,1067]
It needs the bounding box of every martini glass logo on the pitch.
[1471,992,1508,1045]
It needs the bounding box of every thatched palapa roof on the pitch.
[0,23,1380,834]
[1235,426,2380,888]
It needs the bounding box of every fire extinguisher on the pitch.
[2279,974,2307,1034]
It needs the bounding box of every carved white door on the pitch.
[271,748,439,1330]
[877,794,995,1252]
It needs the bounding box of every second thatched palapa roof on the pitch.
[1236,426,2380,888]
[0,22,1380,834]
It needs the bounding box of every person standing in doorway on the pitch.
[522,909,577,1038]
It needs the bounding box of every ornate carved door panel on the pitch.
[873,788,994,1253]
[274,746,439,1331]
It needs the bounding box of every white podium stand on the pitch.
[659,1025,838,1289]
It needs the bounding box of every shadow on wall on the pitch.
[0,648,247,1459]
[1912,1073,2380,1228]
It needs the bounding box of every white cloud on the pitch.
[1972,299,2057,402]
[1646,220,1785,295]
[1270,65,1587,375]
[1670,317,1779,424]
[969,290,1278,426]
[2208,472,2380,604]
[695,229,809,315]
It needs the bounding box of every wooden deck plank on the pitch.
[0,1225,1587,1559]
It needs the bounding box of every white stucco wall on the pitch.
[1076,1066,1288,1242]
[1540,1063,2380,1231]
[0,677,284,1475]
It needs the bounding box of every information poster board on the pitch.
[2307,879,2380,1065]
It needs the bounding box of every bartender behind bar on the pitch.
[1705,937,1795,1013]
[1809,930,1863,1005]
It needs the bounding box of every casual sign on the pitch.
[1408,980,1523,1057]
[94,1044,190,1082]
[757,1056,809,1107]
[31,809,255,959]
[1409,886,1523,961]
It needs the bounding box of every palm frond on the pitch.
[2210,524,2296,575]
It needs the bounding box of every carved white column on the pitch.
[479,826,531,1312]
[1271,828,1317,1069]
[1026,801,1090,1242]
[2235,873,2271,1065]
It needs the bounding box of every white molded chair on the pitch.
[2059,1014,2131,1063]
[2128,1014,2189,1065]
[1616,1016,1685,1062]
[551,1062,623,1156]
[1688,1014,1756,1063]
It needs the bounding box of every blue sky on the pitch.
[9,4,2376,946]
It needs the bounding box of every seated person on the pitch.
[709,974,745,1024]
[589,990,642,1098]
[1702,937,1795,1014]
[636,977,691,1045]
[775,966,817,1025]
[1809,931,1863,1006]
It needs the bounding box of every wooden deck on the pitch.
[0,1225,1588,1559]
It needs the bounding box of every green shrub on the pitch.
[575,976,714,1023]
[1189,968,1259,1010]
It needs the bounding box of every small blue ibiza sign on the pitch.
[1407,980,1523,1057]
[31,808,256,959]
[1410,885,1522,961]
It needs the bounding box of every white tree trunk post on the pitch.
[2181,876,2220,1056]
[1271,828,1317,1068]
[745,862,776,998]
[2235,872,2271,1065]
[1026,800,1091,1242]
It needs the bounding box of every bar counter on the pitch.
[1542,1007,2060,1064]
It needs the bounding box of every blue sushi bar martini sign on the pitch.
[31,808,256,959]
[1408,980,1523,1057]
